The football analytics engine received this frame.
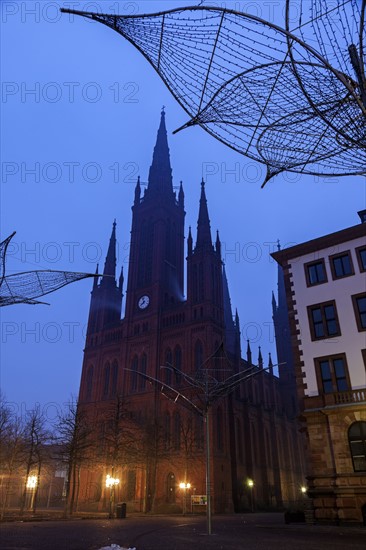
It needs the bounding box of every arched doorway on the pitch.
[166,472,176,503]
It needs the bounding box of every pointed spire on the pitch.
[258,346,263,369]
[93,264,99,290]
[178,181,184,208]
[119,266,124,293]
[235,308,240,331]
[246,340,252,365]
[147,109,174,196]
[187,226,193,256]
[134,176,141,205]
[101,221,117,285]
[223,265,236,354]
[195,179,212,250]
[216,230,221,258]
[268,352,274,375]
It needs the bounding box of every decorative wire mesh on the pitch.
[61,1,366,185]
[0,233,96,306]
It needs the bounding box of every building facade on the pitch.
[76,111,305,514]
[273,214,366,525]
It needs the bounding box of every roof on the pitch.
[272,222,366,266]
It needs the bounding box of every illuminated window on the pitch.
[349,422,366,472]
[308,301,341,340]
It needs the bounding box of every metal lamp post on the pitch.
[179,482,191,515]
[247,478,254,512]
[126,350,285,535]
[106,474,120,518]
[26,475,38,511]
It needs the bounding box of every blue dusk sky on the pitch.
[1,1,365,419]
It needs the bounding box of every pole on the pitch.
[205,408,212,535]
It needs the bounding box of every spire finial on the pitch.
[277,239,281,251]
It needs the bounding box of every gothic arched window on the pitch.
[110,360,118,396]
[173,412,181,450]
[194,340,203,371]
[86,365,94,400]
[165,348,173,386]
[102,362,110,398]
[349,422,366,472]
[174,345,182,385]
[140,353,147,390]
[164,412,171,450]
[217,406,223,450]
[131,356,138,393]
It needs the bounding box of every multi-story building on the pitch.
[272,213,366,524]
[76,111,305,514]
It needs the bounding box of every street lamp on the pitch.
[179,482,191,515]
[247,478,254,512]
[26,475,38,511]
[106,474,120,518]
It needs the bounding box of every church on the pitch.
[76,111,306,514]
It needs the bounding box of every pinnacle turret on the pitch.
[147,109,174,197]
[101,221,117,285]
[195,179,213,250]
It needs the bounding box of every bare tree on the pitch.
[0,397,25,519]
[54,398,95,517]
[19,406,49,515]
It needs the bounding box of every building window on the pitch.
[86,365,94,400]
[194,340,203,371]
[174,346,182,385]
[315,354,350,394]
[356,246,366,272]
[348,422,366,472]
[165,348,173,386]
[110,361,118,396]
[308,301,341,340]
[217,407,223,450]
[330,251,354,279]
[139,354,147,390]
[173,412,181,450]
[352,293,366,331]
[305,259,327,286]
[164,412,171,450]
[130,356,138,392]
[103,363,110,398]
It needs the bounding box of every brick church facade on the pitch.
[77,111,306,513]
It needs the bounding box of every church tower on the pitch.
[125,109,185,323]
[77,112,305,516]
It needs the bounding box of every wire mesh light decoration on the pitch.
[0,232,96,306]
[61,1,366,185]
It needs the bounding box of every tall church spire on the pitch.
[195,179,212,250]
[147,108,174,196]
[101,221,117,285]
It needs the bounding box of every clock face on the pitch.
[138,295,150,310]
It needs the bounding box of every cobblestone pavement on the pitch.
[0,513,365,550]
